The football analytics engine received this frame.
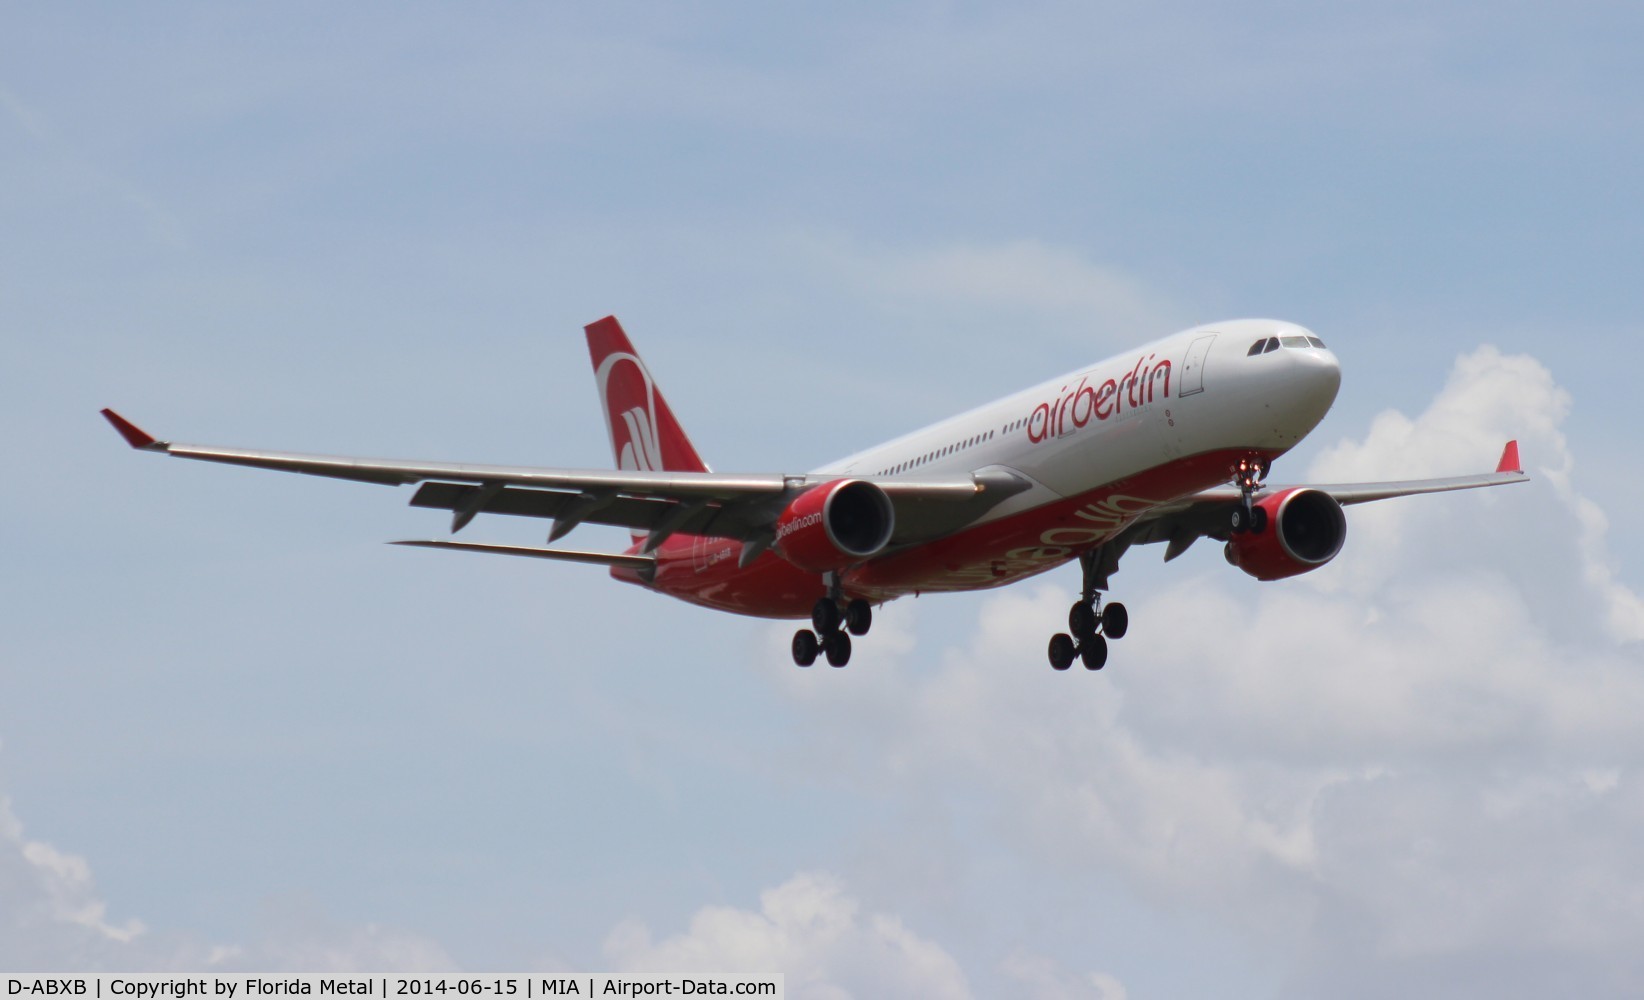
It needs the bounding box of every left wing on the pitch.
[100,410,1029,553]
[1152,439,1527,510]
[1091,440,1529,585]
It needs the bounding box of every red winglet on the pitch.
[100,408,159,450]
[1496,439,1522,474]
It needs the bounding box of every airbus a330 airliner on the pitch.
[103,316,1526,670]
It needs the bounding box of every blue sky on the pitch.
[5,3,1643,996]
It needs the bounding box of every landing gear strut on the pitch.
[792,573,873,668]
[1048,549,1129,672]
[1227,455,1270,535]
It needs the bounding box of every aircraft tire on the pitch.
[1069,602,1097,640]
[1102,602,1129,640]
[824,630,852,667]
[792,629,819,667]
[845,599,873,636]
[1048,633,1076,671]
[1081,634,1108,671]
[812,598,841,635]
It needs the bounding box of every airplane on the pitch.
[102,316,1527,671]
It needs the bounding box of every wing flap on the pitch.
[409,482,756,539]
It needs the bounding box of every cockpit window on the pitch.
[1252,334,1326,352]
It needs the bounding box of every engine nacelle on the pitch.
[1223,487,1347,581]
[774,479,895,573]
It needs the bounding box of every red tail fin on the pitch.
[584,316,710,475]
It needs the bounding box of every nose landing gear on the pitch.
[1228,455,1271,535]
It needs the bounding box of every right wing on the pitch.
[100,410,1030,554]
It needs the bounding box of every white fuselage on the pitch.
[821,319,1341,525]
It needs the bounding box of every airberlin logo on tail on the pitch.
[618,406,663,472]
[1027,353,1172,444]
[597,353,663,473]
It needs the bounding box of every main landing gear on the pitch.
[793,576,873,668]
[1047,549,1129,672]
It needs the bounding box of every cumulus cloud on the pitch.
[0,787,453,972]
[0,794,147,969]
[605,872,970,999]
[776,345,1644,996]
[1,772,963,991]
[1307,344,1644,644]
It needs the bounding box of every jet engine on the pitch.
[774,479,895,573]
[1223,487,1347,581]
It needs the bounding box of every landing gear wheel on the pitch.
[812,598,841,635]
[1101,602,1128,640]
[1048,633,1076,671]
[792,629,819,667]
[845,599,873,636]
[1229,456,1270,535]
[1080,633,1108,670]
[823,630,852,667]
[1068,602,1097,640]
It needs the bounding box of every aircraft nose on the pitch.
[1281,341,1341,430]
[1300,344,1341,400]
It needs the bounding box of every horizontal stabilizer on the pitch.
[390,539,654,568]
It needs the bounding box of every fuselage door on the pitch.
[1178,333,1216,397]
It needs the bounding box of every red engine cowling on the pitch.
[774,479,895,573]
[1223,487,1347,581]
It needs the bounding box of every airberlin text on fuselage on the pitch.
[1027,353,1171,444]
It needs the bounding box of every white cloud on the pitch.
[605,872,971,1000]
[0,787,454,972]
[1306,344,1644,644]
[0,797,133,966]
